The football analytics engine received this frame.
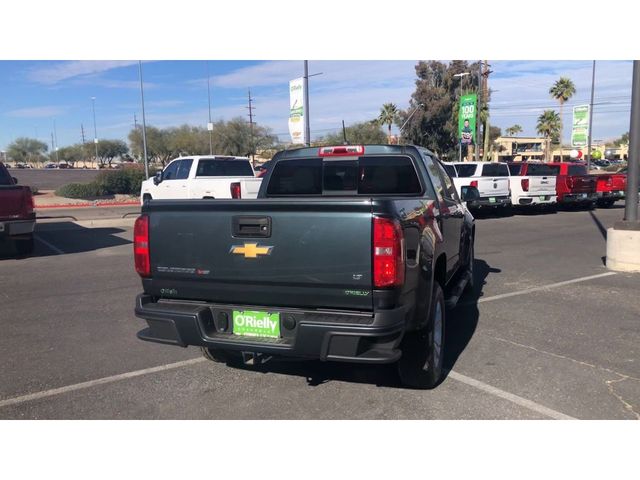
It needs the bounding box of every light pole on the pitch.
[454,72,470,161]
[399,103,424,143]
[304,60,311,146]
[138,61,149,179]
[206,61,213,155]
[91,97,98,168]
[587,60,596,172]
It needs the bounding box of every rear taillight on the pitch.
[134,215,150,277]
[565,176,574,189]
[373,217,405,288]
[521,178,529,192]
[605,176,613,187]
[23,189,34,215]
[470,180,478,188]
[230,182,241,199]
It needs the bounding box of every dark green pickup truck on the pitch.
[134,144,476,388]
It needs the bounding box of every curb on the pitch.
[35,201,140,209]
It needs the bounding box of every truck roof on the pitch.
[169,155,251,162]
[273,144,435,160]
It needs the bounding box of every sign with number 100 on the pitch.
[458,93,477,145]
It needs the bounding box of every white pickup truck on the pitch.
[506,162,557,207]
[442,161,511,209]
[140,155,262,204]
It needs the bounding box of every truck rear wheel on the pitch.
[396,282,445,389]
[200,347,231,363]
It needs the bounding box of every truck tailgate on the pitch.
[527,176,556,195]
[0,186,25,219]
[146,199,374,311]
[568,175,596,193]
[477,178,510,197]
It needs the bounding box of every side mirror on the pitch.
[461,186,480,202]
[153,172,162,185]
[12,177,18,184]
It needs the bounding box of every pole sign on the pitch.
[571,105,589,147]
[288,77,306,144]
[458,93,477,145]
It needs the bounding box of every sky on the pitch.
[0,60,633,152]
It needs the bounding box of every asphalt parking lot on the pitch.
[0,205,638,419]
[9,169,101,190]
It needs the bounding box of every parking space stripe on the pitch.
[0,357,205,410]
[34,234,65,255]
[448,371,577,420]
[475,272,617,305]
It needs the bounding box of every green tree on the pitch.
[7,137,48,166]
[549,77,576,148]
[211,117,277,158]
[56,144,87,167]
[129,126,176,166]
[505,124,523,136]
[377,103,399,144]
[536,110,561,162]
[613,132,629,146]
[96,139,128,167]
[399,60,482,158]
[321,121,387,145]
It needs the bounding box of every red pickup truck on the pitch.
[593,173,626,208]
[0,162,36,255]
[547,162,597,207]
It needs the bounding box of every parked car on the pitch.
[134,144,477,389]
[0,162,35,255]
[594,173,627,208]
[506,162,557,208]
[44,162,57,169]
[139,155,263,204]
[442,161,511,210]
[547,162,597,207]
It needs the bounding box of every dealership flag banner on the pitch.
[458,93,477,145]
[288,77,306,144]
[571,105,589,147]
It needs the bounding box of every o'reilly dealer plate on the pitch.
[232,310,280,338]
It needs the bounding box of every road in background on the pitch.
[0,205,638,419]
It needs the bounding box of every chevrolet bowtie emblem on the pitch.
[230,243,274,259]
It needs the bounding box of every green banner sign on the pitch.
[458,93,477,145]
[571,105,589,147]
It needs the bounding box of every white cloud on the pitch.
[5,105,68,118]
[28,60,139,84]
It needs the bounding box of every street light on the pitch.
[454,72,470,161]
[91,97,98,168]
[399,103,424,143]
[206,61,213,155]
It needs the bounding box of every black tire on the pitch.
[464,239,475,293]
[597,199,615,208]
[396,282,446,389]
[15,236,34,256]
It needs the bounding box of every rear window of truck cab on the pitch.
[195,158,254,177]
[481,163,509,177]
[453,164,477,177]
[568,165,588,176]
[527,164,560,176]
[266,156,425,196]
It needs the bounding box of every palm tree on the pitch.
[506,124,523,137]
[377,103,399,144]
[549,77,576,158]
[536,110,561,162]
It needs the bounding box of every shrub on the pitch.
[55,182,105,199]
[94,167,151,195]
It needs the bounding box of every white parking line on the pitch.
[476,271,617,304]
[34,234,65,255]
[0,355,576,419]
[448,371,576,420]
[0,357,206,410]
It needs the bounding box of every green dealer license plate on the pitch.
[232,310,280,338]
[489,197,496,203]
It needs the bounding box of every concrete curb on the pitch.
[36,201,140,209]
[36,217,137,231]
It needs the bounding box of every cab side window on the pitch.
[176,159,193,180]
[162,160,181,180]
[435,160,459,201]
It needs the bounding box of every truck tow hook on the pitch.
[241,351,273,366]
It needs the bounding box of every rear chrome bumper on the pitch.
[134,294,408,364]
[467,196,511,208]
[0,219,35,237]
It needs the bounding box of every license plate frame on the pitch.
[232,310,281,338]
[489,197,496,204]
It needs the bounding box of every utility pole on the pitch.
[53,119,59,163]
[304,60,311,146]
[81,124,87,168]
[481,61,492,162]
[342,120,348,145]
[587,61,596,172]
[475,63,482,161]
[246,88,256,166]
[138,61,149,179]
[134,113,138,131]
[207,61,213,155]
[91,97,99,168]
[50,132,55,160]
[606,60,640,272]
